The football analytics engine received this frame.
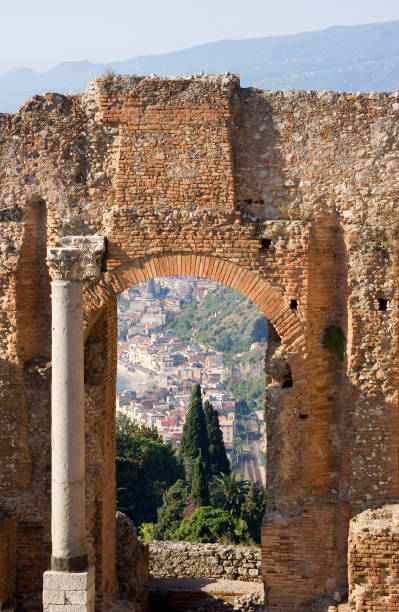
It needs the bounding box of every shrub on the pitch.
[139,522,155,542]
[175,506,236,543]
[153,479,190,541]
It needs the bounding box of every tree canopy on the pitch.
[211,472,249,518]
[176,506,237,543]
[116,414,184,525]
[115,390,265,547]
[153,479,190,541]
[251,316,268,343]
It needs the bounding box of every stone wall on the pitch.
[348,504,399,611]
[116,512,149,609]
[0,74,399,610]
[149,542,261,582]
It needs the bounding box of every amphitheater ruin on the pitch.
[1,73,399,611]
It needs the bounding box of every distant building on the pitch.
[117,390,136,408]
[219,412,235,450]
[205,355,224,369]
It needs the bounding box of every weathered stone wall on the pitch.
[149,542,261,582]
[348,504,399,611]
[0,74,399,610]
[115,512,149,611]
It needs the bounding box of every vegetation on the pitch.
[175,506,237,543]
[210,473,249,518]
[371,239,389,253]
[178,383,211,479]
[322,325,345,362]
[116,414,184,525]
[100,67,117,92]
[167,285,267,411]
[166,285,267,359]
[241,483,266,543]
[251,316,268,342]
[139,522,155,542]
[116,385,265,545]
[191,452,210,507]
[227,375,265,412]
[153,479,190,541]
[204,400,230,476]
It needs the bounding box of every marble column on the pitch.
[44,236,104,611]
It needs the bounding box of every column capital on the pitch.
[47,235,105,282]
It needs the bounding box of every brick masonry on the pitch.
[0,74,399,610]
[348,505,399,611]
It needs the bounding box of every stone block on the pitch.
[43,567,95,611]
[44,605,94,612]
[65,584,95,604]
[43,589,66,605]
[43,567,95,591]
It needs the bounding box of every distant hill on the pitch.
[2,20,399,113]
[166,285,267,359]
[166,285,267,412]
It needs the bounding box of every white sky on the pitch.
[1,0,399,75]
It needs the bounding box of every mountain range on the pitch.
[2,20,399,113]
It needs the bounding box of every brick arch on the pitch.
[84,252,305,355]
[83,252,307,608]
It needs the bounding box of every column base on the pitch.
[43,566,95,611]
[51,554,88,572]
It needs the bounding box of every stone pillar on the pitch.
[44,236,105,611]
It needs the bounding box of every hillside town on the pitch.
[116,277,265,481]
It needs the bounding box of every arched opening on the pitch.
[116,276,269,521]
[83,253,305,611]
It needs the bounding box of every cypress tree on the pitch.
[179,384,210,479]
[204,400,230,476]
[191,451,210,507]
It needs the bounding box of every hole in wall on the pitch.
[378,299,388,311]
[299,414,308,420]
[290,299,298,310]
[282,374,293,389]
[261,238,271,250]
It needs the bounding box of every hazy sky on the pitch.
[1,0,399,75]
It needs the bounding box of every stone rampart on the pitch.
[149,541,261,582]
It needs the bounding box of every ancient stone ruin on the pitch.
[1,73,399,611]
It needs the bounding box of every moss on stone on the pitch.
[322,325,345,362]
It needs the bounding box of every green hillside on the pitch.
[166,285,268,360]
